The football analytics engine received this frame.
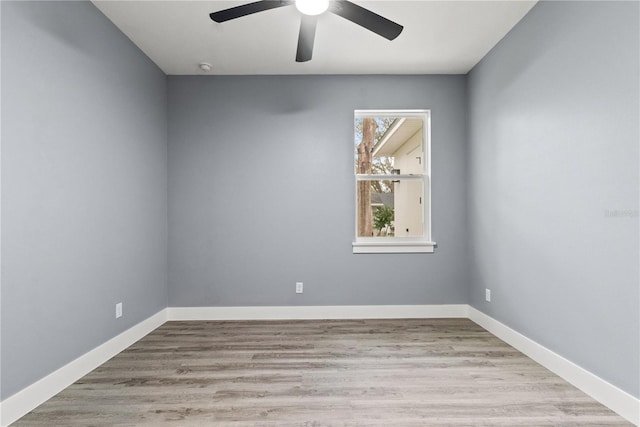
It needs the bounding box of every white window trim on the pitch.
[352,240,436,254]
[352,109,435,254]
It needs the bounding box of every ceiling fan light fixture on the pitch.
[295,0,329,16]
[209,0,404,63]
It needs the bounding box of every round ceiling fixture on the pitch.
[295,0,329,16]
[198,62,212,72]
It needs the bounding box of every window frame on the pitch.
[352,109,435,254]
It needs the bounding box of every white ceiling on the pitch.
[91,0,537,75]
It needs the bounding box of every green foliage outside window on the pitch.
[373,205,394,236]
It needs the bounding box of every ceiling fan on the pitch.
[209,0,403,62]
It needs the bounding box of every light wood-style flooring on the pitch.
[15,318,631,426]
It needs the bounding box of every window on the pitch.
[352,110,435,253]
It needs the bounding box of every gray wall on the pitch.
[467,1,639,398]
[168,76,469,307]
[1,1,168,398]
[2,0,637,409]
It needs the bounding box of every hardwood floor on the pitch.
[15,319,631,426]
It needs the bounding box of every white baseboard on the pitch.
[0,309,167,427]
[468,306,640,425]
[167,304,469,321]
[2,305,637,426]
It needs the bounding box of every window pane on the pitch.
[356,179,424,237]
[355,117,424,175]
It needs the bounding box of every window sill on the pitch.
[352,241,436,254]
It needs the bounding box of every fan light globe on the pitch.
[295,0,329,16]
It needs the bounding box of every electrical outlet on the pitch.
[115,302,123,318]
[296,282,303,294]
[485,289,491,302]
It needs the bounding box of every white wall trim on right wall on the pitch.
[468,306,640,425]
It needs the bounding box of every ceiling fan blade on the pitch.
[210,0,293,23]
[329,0,403,40]
[296,15,317,62]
